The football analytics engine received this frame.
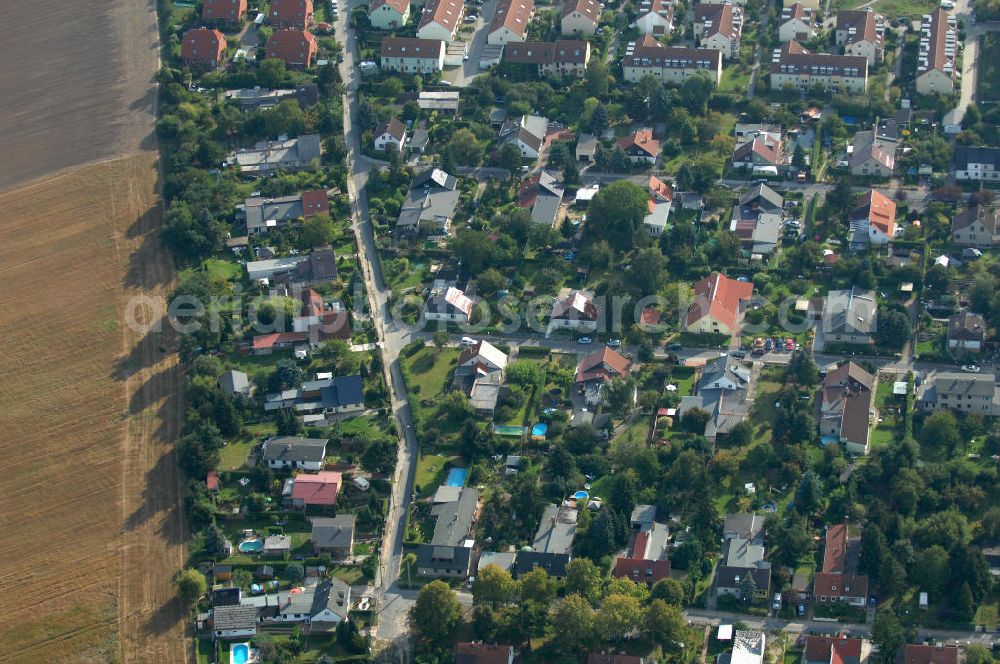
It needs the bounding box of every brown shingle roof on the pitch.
[271,0,314,27]
[203,0,248,22]
[618,128,661,158]
[918,9,956,75]
[901,645,959,664]
[489,0,534,39]
[504,40,590,64]
[836,10,880,46]
[623,35,722,70]
[370,0,410,15]
[695,3,739,40]
[455,643,514,664]
[377,118,408,142]
[954,205,1000,234]
[266,29,318,66]
[949,311,986,342]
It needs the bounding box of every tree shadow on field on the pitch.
[113,321,173,381]
[127,366,180,418]
[122,450,186,547]
[143,593,187,637]
[124,207,172,290]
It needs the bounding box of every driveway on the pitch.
[443,0,498,87]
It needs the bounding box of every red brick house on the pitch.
[181,28,228,69]
[203,0,248,26]
[270,0,314,29]
[266,30,319,69]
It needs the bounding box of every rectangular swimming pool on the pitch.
[445,467,468,487]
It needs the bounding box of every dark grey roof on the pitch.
[213,604,259,631]
[714,564,771,591]
[724,513,767,542]
[513,551,570,577]
[320,376,364,409]
[309,248,338,280]
[949,311,986,341]
[955,145,1000,170]
[245,194,306,232]
[823,288,876,336]
[739,183,783,211]
[931,372,997,398]
[429,488,479,546]
[416,542,473,571]
[412,167,457,191]
[309,577,351,622]
[630,504,657,527]
[311,514,356,550]
[212,587,242,607]
[262,436,328,463]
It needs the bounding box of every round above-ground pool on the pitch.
[573,490,590,501]
[238,538,263,553]
[445,467,468,487]
[531,423,548,438]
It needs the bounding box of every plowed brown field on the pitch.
[0,0,187,661]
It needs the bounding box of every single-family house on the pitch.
[374,118,408,152]
[291,288,349,338]
[453,340,509,415]
[503,40,592,78]
[244,189,329,234]
[819,362,875,455]
[686,272,754,336]
[733,133,784,171]
[724,513,766,544]
[769,41,869,95]
[621,35,723,85]
[955,146,1000,182]
[203,0,249,26]
[730,212,781,259]
[219,369,252,398]
[416,488,479,578]
[850,142,895,177]
[575,346,631,406]
[901,645,960,664]
[694,3,743,60]
[262,436,328,470]
[224,85,316,110]
[618,128,661,165]
[714,536,771,599]
[518,171,564,226]
[612,521,671,587]
[643,176,674,235]
[417,0,464,42]
[803,635,870,664]
[821,288,876,346]
[678,356,752,442]
[310,514,356,557]
[779,3,814,42]
[369,0,410,29]
[917,371,1000,416]
[425,283,476,322]
[513,503,577,579]
[499,114,548,159]
[630,504,658,530]
[812,522,869,605]
[230,134,322,175]
[259,577,351,627]
[952,204,1000,247]
[847,189,896,248]
[633,0,674,35]
[266,29,318,69]
[488,0,534,45]
[212,605,259,640]
[379,36,446,73]
[548,289,599,335]
[456,643,515,664]
[397,168,460,233]
[835,10,885,64]
[740,183,783,214]
[915,9,958,95]
[948,312,986,351]
[561,0,601,36]
[576,133,599,162]
[270,0,314,28]
[181,29,228,70]
[264,375,364,417]
[291,471,343,508]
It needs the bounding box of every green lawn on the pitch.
[720,66,752,94]
[204,258,243,282]
[832,0,934,13]
[611,416,651,447]
[414,453,462,497]
[219,437,256,471]
[331,565,366,585]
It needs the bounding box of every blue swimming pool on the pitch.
[573,490,590,501]
[232,643,250,664]
[531,423,548,437]
[238,539,263,553]
[445,467,468,487]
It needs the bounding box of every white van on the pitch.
[461,336,477,346]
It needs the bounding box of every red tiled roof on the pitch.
[771,41,868,78]
[902,645,959,664]
[252,331,310,350]
[812,572,868,599]
[370,0,410,16]
[850,189,896,237]
[805,635,864,664]
[618,129,660,158]
[649,175,673,202]
[552,290,598,321]
[206,470,219,490]
[291,471,342,506]
[181,28,228,64]
[562,0,601,22]
[301,189,330,216]
[836,10,881,47]
[686,273,753,331]
[612,558,672,585]
[271,0,314,27]
[640,307,661,325]
[266,29,318,67]
[203,0,248,22]
[420,0,464,33]
[822,522,849,573]
[575,346,630,383]
[490,0,534,39]
[377,118,408,142]
[623,34,723,71]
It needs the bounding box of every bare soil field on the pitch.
[0,154,187,664]
[0,0,159,194]
[0,0,187,661]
